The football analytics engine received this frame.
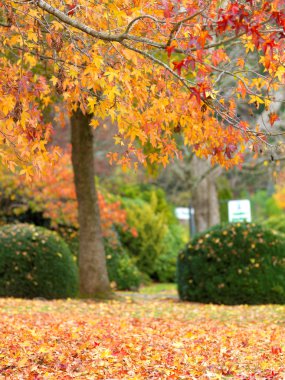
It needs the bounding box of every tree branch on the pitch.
[166,3,210,47]
[34,0,124,42]
[0,22,11,27]
[124,15,164,34]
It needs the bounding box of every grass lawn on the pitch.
[139,282,177,295]
[0,292,284,379]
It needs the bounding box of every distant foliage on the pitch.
[274,185,285,211]
[118,185,177,224]
[178,223,285,304]
[0,155,130,238]
[263,215,285,235]
[251,190,283,221]
[119,198,167,277]
[0,224,78,299]
[119,190,185,281]
[153,224,185,283]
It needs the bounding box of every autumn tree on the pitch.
[0,0,284,297]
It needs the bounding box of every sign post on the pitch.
[228,200,251,223]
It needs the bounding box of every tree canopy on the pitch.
[0,0,284,174]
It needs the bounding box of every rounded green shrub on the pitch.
[0,224,78,299]
[178,223,285,305]
[105,239,142,291]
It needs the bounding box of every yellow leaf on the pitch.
[100,349,112,358]
[248,95,264,105]
[50,76,58,86]
[18,358,28,367]
[87,97,97,113]
[244,40,255,53]
[275,66,285,81]
[52,21,64,31]
[27,32,38,42]
[68,67,78,79]
[90,119,100,129]
[0,95,15,116]
[105,70,119,82]
[24,54,37,68]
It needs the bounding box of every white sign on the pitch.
[175,207,194,221]
[228,200,251,223]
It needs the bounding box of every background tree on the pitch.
[156,149,221,234]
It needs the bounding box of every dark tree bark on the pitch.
[71,108,111,297]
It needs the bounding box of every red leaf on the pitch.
[184,56,196,71]
[269,112,279,126]
[165,45,175,58]
[229,2,240,16]
[173,60,185,76]
[162,0,173,18]
[271,346,282,355]
[262,39,277,58]
[217,15,230,34]
[225,144,237,159]
[189,87,201,104]
[67,1,77,16]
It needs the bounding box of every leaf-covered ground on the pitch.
[0,296,285,379]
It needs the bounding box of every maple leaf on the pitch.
[259,55,272,70]
[236,58,245,68]
[269,112,279,126]
[271,346,282,355]
[189,87,201,104]
[165,45,175,58]
[173,60,185,76]
[236,80,247,99]
[249,95,264,106]
[162,0,173,18]
[67,1,77,16]
[274,66,285,81]
[211,49,228,66]
[225,144,237,159]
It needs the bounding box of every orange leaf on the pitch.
[269,112,279,126]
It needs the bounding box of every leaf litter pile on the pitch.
[0,297,285,379]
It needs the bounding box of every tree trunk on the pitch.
[191,156,221,234]
[71,108,111,298]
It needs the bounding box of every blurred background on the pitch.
[1,111,285,293]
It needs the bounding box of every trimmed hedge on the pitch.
[178,223,285,304]
[0,224,78,299]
